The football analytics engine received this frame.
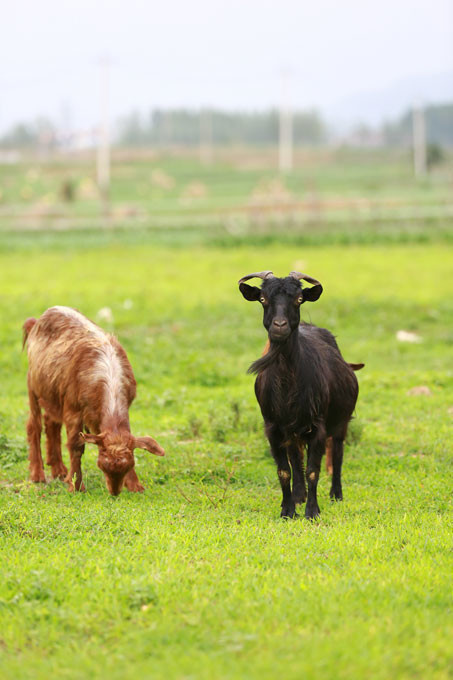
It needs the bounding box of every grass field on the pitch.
[0,153,453,679]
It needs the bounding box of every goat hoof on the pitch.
[67,482,86,493]
[30,470,46,483]
[51,464,68,480]
[280,503,297,519]
[329,487,343,501]
[305,504,321,520]
[127,483,145,493]
[281,511,299,520]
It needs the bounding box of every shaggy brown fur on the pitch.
[23,306,164,495]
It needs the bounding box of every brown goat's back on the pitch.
[25,306,136,430]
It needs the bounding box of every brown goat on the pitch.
[23,306,164,495]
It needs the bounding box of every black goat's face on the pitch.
[261,278,302,341]
[239,276,323,343]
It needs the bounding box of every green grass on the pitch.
[0,227,452,678]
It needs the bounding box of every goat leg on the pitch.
[44,415,68,480]
[27,385,45,483]
[329,437,344,501]
[266,423,296,518]
[305,428,325,519]
[124,468,145,493]
[288,438,307,505]
[65,419,86,492]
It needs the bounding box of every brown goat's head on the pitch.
[80,431,165,496]
[239,271,323,342]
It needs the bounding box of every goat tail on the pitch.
[349,362,365,371]
[22,317,37,350]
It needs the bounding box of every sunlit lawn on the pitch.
[0,235,452,679]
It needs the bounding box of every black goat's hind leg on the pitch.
[266,423,295,518]
[278,464,295,518]
[305,429,325,520]
[329,437,344,501]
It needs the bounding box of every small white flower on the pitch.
[407,386,431,396]
[96,307,114,324]
[396,330,422,343]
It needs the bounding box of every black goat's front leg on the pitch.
[329,437,344,501]
[265,423,295,518]
[305,426,326,520]
[287,438,306,505]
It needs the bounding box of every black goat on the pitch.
[239,270,362,520]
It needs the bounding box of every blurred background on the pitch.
[0,0,452,239]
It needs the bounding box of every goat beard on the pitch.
[247,343,283,375]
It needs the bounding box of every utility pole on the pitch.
[412,103,426,178]
[279,70,293,173]
[97,56,110,215]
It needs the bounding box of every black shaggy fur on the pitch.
[239,274,361,519]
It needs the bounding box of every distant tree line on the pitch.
[116,108,327,147]
[0,118,57,150]
[1,103,452,150]
[382,102,453,147]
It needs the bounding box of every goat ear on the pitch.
[80,432,104,445]
[302,284,323,302]
[239,283,261,301]
[134,436,165,457]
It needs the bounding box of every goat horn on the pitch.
[289,271,322,286]
[238,271,275,284]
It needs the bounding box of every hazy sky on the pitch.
[1,0,452,132]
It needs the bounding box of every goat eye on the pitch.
[260,296,266,304]
[297,296,303,304]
